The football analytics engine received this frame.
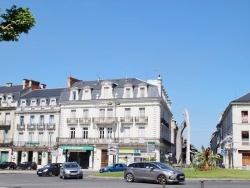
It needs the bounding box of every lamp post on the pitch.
[107,99,120,163]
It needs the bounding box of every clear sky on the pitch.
[1,0,250,151]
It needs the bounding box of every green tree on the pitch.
[0,5,36,42]
[193,145,221,170]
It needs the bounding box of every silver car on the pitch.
[59,162,83,179]
[124,162,185,184]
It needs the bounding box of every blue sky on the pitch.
[1,0,250,150]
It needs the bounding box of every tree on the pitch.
[193,145,221,170]
[0,5,36,42]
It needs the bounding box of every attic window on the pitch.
[31,100,36,106]
[140,87,145,97]
[41,99,46,106]
[104,87,109,98]
[50,99,56,106]
[126,88,130,98]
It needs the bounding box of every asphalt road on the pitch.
[0,171,250,188]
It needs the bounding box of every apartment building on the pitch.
[13,86,65,166]
[0,79,41,163]
[212,93,250,169]
[57,75,173,170]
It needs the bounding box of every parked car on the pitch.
[124,162,185,185]
[59,162,83,179]
[0,162,17,169]
[16,162,37,170]
[99,163,127,173]
[37,163,62,176]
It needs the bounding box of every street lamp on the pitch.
[107,99,120,163]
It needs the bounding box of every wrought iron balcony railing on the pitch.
[135,116,148,124]
[92,117,117,124]
[120,117,133,123]
[67,118,78,124]
[79,118,91,125]
[27,123,37,131]
[17,124,25,131]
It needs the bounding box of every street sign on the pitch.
[108,143,119,155]
[147,141,155,153]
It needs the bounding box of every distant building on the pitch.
[211,93,250,169]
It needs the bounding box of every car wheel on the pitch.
[79,176,83,179]
[28,166,31,170]
[48,171,53,176]
[125,173,134,182]
[157,174,167,185]
[6,166,10,170]
[16,167,20,170]
[55,174,59,176]
[62,174,67,179]
[38,175,42,177]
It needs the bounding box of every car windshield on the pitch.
[65,163,79,168]
[151,162,174,170]
[44,164,52,168]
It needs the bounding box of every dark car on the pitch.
[0,162,17,169]
[59,162,83,179]
[16,162,37,170]
[99,163,127,173]
[124,162,185,185]
[37,163,62,176]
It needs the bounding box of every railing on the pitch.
[92,117,117,124]
[37,123,46,130]
[17,124,25,131]
[27,123,37,130]
[17,105,60,111]
[47,123,56,130]
[79,118,91,125]
[120,117,133,123]
[0,138,13,143]
[135,116,148,124]
[58,137,159,145]
[0,121,11,125]
[13,141,57,147]
[67,118,78,124]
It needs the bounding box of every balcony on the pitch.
[17,124,25,131]
[79,118,91,125]
[135,116,148,124]
[47,123,56,130]
[67,118,78,125]
[0,138,13,146]
[27,123,36,131]
[37,123,45,130]
[58,137,118,145]
[120,117,133,124]
[0,121,11,130]
[92,117,117,124]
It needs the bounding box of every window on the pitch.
[49,115,54,124]
[107,109,113,117]
[48,132,54,146]
[20,116,24,126]
[84,90,89,99]
[40,115,44,125]
[29,132,34,141]
[139,108,145,117]
[99,109,105,117]
[38,132,44,142]
[31,100,36,106]
[138,127,145,137]
[41,99,46,106]
[18,132,24,142]
[30,115,35,125]
[107,127,112,139]
[50,99,56,106]
[70,127,75,139]
[125,88,130,98]
[99,127,104,139]
[140,87,145,97]
[242,131,249,146]
[71,110,76,118]
[83,127,88,139]
[73,91,76,100]
[124,127,130,137]
[242,111,248,123]
[21,100,26,107]
[7,96,12,106]
[83,109,89,118]
[104,87,109,98]
[5,113,10,125]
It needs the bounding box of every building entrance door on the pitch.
[242,153,250,166]
[101,150,108,168]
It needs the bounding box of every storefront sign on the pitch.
[119,149,141,153]
[60,146,93,151]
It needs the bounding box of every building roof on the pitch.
[232,93,250,102]
[20,88,65,99]
[0,85,23,93]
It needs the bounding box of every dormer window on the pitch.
[31,100,37,106]
[136,84,148,98]
[50,99,56,106]
[104,87,109,98]
[82,87,92,100]
[21,100,26,107]
[41,99,46,106]
[140,87,145,97]
[70,88,79,100]
[6,95,12,106]
[100,81,114,99]
[126,88,130,98]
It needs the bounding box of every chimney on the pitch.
[6,83,12,87]
[23,79,30,89]
[157,75,162,96]
[41,84,46,89]
[67,76,80,87]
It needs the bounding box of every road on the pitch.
[0,171,250,188]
